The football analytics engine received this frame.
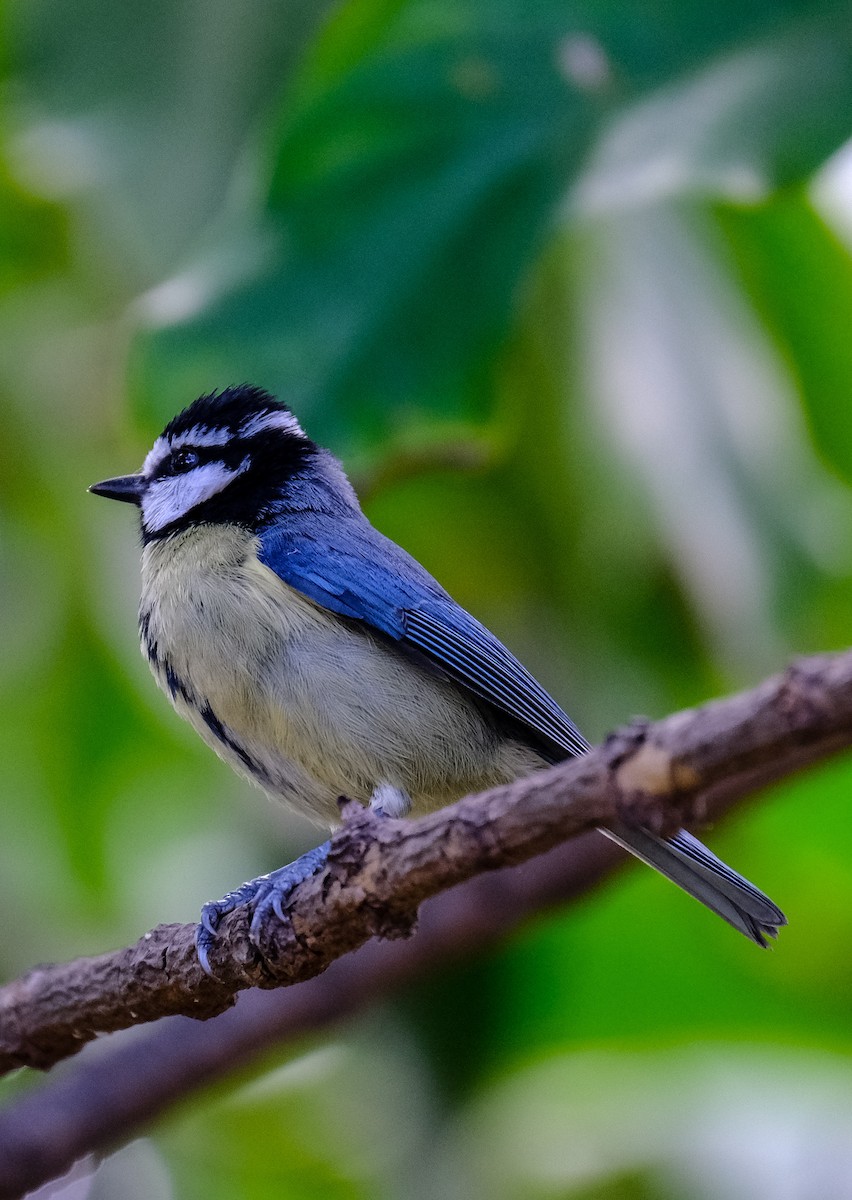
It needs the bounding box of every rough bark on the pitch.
[1,649,849,1084]
[0,834,624,1200]
[0,649,851,1198]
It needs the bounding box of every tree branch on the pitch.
[2,650,851,1085]
[0,648,851,1199]
[0,835,625,1200]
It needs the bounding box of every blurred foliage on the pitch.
[1,0,852,1197]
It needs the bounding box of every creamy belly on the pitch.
[140,524,546,825]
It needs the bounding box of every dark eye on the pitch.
[169,449,200,474]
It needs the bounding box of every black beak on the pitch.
[88,474,146,505]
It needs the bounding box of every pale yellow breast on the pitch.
[140,524,547,824]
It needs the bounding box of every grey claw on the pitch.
[200,906,220,936]
[196,841,331,969]
[195,929,216,978]
[249,905,265,943]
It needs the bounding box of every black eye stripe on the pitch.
[160,446,219,476]
[171,448,200,472]
[158,442,254,479]
[157,448,201,477]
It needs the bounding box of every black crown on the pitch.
[162,385,293,440]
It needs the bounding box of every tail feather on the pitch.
[601,823,787,946]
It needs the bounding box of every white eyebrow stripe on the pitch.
[142,412,303,481]
[170,425,232,449]
[142,436,169,477]
[239,410,305,439]
[141,459,250,532]
[142,426,232,478]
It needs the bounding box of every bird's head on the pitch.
[90,386,324,540]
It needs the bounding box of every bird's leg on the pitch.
[197,840,331,975]
[369,782,412,818]
[197,786,409,973]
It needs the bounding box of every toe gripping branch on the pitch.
[196,841,332,977]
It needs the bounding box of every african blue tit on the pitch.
[90,385,785,971]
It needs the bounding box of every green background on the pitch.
[2,0,852,1195]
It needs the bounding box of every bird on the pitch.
[90,384,786,971]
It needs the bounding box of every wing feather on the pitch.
[258,514,588,755]
[257,510,786,945]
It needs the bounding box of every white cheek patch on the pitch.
[142,459,249,532]
[239,410,305,439]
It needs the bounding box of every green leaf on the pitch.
[717,192,852,489]
[10,0,340,286]
[131,0,852,451]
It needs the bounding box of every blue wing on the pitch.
[258,512,589,758]
[258,509,786,947]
